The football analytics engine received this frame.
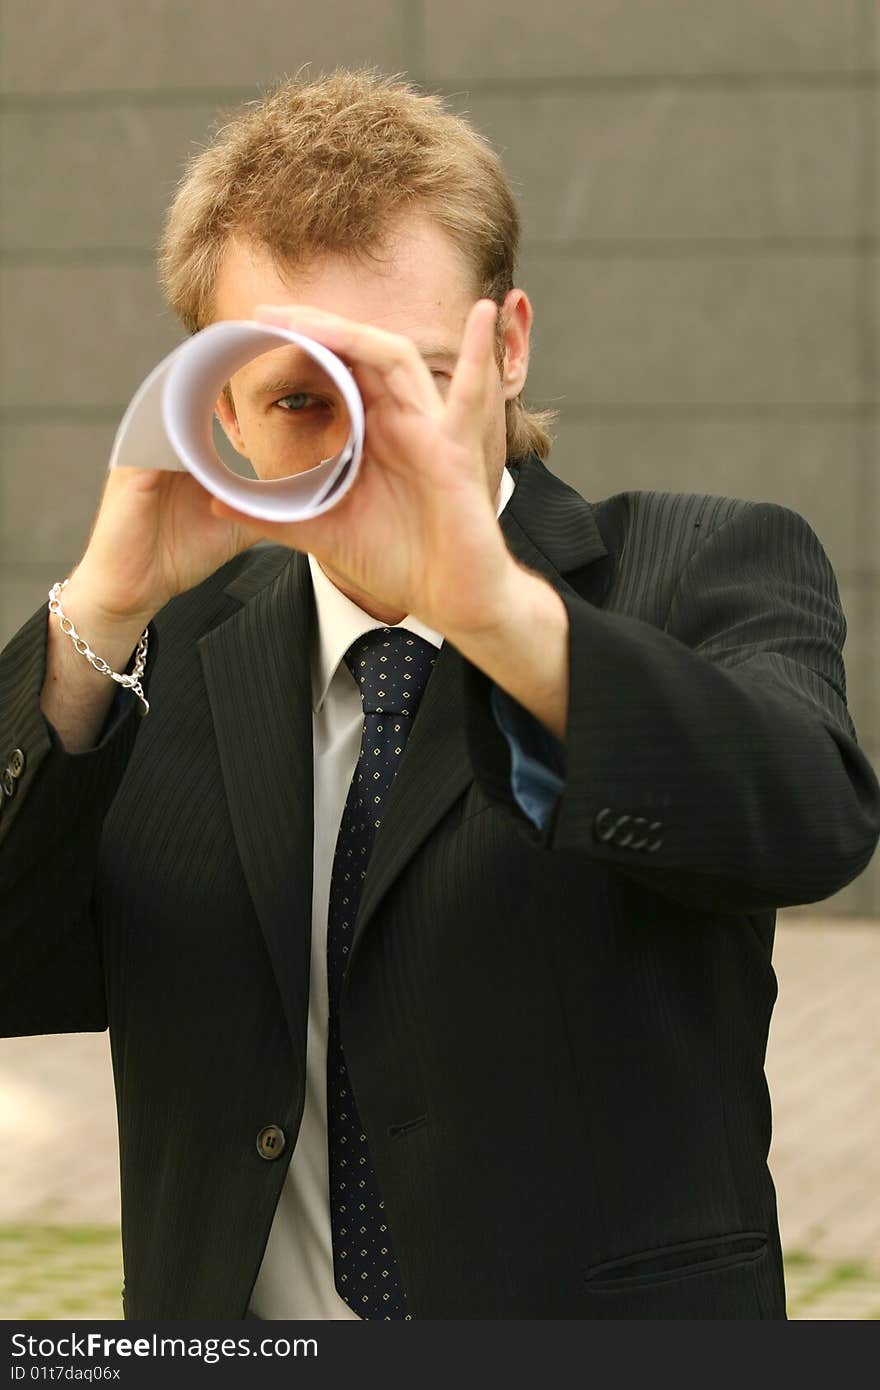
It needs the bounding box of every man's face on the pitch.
[210,210,530,510]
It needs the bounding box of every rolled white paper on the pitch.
[108,320,365,521]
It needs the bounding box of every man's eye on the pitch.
[275,393,322,411]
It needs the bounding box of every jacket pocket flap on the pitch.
[583,1231,767,1290]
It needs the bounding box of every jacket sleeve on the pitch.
[460,501,880,913]
[0,603,146,1036]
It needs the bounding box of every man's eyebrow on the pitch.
[254,375,325,396]
[252,344,459,396]
[416,344,459,364]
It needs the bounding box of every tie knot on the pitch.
[343,626,438,715]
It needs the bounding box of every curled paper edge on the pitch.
[107,320,365,522]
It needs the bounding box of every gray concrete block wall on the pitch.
[1,1,877,912]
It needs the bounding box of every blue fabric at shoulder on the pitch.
[490,683,565,830]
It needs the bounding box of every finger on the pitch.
[444,299,498,445]
[253,304,440,414]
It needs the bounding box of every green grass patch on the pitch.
[2,1226,880,1320]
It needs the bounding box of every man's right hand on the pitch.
[39,467,255,753]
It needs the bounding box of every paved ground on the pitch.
[765,915,880,1271]
[1,910,878,1320]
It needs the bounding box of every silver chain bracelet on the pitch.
[48,579,150,715]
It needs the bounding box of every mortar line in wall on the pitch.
[3,240,879,266]
[857,0,878,388]
[831,568,880,587]
[519,238,880,258]
[536,405,880,421]
[2,404,878,427]
[428,72,880,96]
[0,559,81,574]
[855,0,879,891]
[3,72,880,108]
[0,408,131,423]
[0,251,158,265]
[0,89,260,110]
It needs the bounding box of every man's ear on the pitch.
[499,289,531,401]
[213,384,249,457]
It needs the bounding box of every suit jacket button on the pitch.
[612,814,634,847]
[645,820,664,852]
[1,769,14,799]
[256,1125,286,1160]
[630,816,648,850]
[9,749,25,778]
[594,807,617,843]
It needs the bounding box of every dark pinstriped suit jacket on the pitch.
[1,452,878,1320]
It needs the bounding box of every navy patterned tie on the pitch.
[327,625,439,1320]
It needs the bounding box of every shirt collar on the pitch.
[309,464,516,713]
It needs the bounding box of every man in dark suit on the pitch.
[1,69,878,1321]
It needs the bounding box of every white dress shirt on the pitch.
[248,465,517,1319]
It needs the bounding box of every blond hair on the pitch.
[156,67,556,462]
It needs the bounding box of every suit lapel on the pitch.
[198,547,316,1057]
[346,455,610,971]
